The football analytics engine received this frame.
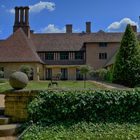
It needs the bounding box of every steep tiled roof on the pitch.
[31,32,123,51]
[0,28,43,63]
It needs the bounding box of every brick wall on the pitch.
[4,90,39,122]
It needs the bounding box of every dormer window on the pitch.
[99,42,107,47]
[45,52,54,60]
[60,52,69,60]
[75,52,84,60]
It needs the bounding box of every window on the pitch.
[61,68,68,80]
[76,68,83,80]
[45,52,54,60]
[0,67,4,78]
[99,53,107,59]
[99,42,107,47]
[60,52,69,60]
[75,52,84,60]
[46,68,52,80]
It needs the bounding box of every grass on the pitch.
[0,81,107,93]
[21,122,140,140]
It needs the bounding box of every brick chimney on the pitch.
[13,6,30,37]
[131,25,137,32]
[86,22,91,33]
[66,24,72,33]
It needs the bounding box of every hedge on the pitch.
[28,89,140,124]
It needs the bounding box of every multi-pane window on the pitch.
[60,52,69,60]
[0,67,4,78]
[75,52,84,60]
[99,42,107,47]
[45,52,54,60]
[99,53,107,59]
[46,68,52,80]
[61,68,68,80]
[76,68,83,80]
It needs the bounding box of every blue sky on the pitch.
[0,0,140,39]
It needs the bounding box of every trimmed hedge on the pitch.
[28,89,140,124]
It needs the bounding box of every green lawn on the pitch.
[0,81,107,93]
[21,122,140,140]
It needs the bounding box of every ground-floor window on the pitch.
[76,68,83,80]
[61,68,68,80]
[0,67,4,78]
[30,68,34,80]
[46,68,52,80]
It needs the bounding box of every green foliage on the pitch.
[19,65,33,80]
[0,71,4,78]
[21,122,140,140]
[28,89,140,124]
[78,65,93,88]
[113,24,140,87]
[91,68,113,82]
[9,71,29,90]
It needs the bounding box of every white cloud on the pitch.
[8,1,55,14]
[8,8,14,14]
[30,1,55,13]
[41,24,66,33]
[107,18,139,32]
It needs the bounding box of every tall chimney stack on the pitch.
[13,6,30,37]
[66,24,72,33]
[86,22,91,33]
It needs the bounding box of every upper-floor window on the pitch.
[75,52,84,60]
[99,53,107,59]
[45,52,54,60]
[60,52,69,60]
[99,42,107,47]
[0,67,4,78]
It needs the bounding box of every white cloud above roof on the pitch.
[8,1,55,14]
[30,1,55,13]
[40,24,66,33]
[107,18,139,32]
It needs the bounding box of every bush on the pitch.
[91,68,112,82]
[9,71,29,90]
[19,65,33,80]
[28,89,140,124]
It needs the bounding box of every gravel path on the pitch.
[0,137,16,140]
[92,80,129,90]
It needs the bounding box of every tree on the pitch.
[79,65,93,88]
[19,65,33,80]
[112,24,140,87]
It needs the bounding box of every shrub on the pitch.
[113,24,140,87]
[28,89,140,124]
[91,68,112,82]
[19,65,33,80]
[9,71,29,90]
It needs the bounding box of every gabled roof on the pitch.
[0,28,43,63]
[31,32,124,52]
[105,52,118,67]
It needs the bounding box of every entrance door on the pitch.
[46,68,52,80]
[61,68,68,80]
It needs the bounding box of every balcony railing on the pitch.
[43,60,86,65]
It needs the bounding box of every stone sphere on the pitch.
[9,71,29,90]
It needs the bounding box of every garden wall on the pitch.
[4,90,38,122]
